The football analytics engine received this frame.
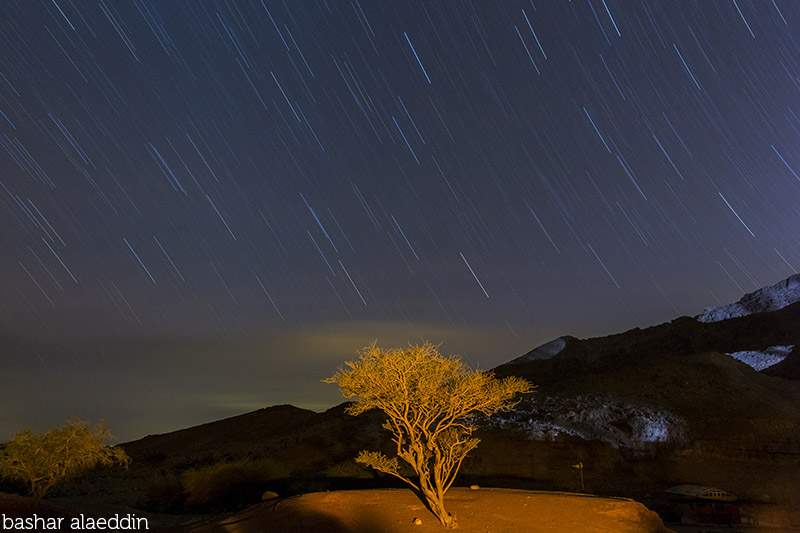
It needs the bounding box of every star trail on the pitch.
[2,1,799,440]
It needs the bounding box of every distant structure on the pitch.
[665,485,737,502]
[664,485,794,527]
[665,485,739,525]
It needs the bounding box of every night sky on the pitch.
[2,0,799,441]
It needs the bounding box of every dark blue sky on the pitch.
[2,0,799,440]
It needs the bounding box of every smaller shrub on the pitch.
[182,458,289,511]
[323,460,374,479]
[142,474,186,513]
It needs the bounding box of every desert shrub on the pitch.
[323,460,374,479]
[0,419,129,508]
[142,474,186,513]
[182,457,289,510]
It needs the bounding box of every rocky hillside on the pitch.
[492,275,800,459]
[698,273,800,322]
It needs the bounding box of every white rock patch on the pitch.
[484,395,685,450]
[698,273,800,322]
[506,337,566,364]
[727,345,793,371]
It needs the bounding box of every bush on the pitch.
[182,458,289,510]
[141,474,186,513]
[0,419,129,508]
[323,460,374,479]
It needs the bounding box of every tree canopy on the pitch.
[326,342,533,527]
[0,418,130,507]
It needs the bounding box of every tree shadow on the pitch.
[406,486,451,525]
[196,497,394,533]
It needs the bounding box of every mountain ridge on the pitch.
[698,272,800,323]
[499,274,800,381]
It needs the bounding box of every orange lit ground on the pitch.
[189,487,670,532]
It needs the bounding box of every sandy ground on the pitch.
[187,488,671,532]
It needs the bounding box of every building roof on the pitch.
[665,485,737,501]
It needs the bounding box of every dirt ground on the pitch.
[187,487,671,532]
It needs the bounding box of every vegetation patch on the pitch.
[182,457,290,511]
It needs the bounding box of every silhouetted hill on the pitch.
[120,401,386,477]
[123,404,320,460]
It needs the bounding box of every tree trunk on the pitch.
[31,493,43,513]
[30,482,51,512]
[421,488,456,527]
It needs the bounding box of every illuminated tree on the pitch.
[325,342,533,527]
[0,419,130,508]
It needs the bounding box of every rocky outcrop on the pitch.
[698,273,800,322]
